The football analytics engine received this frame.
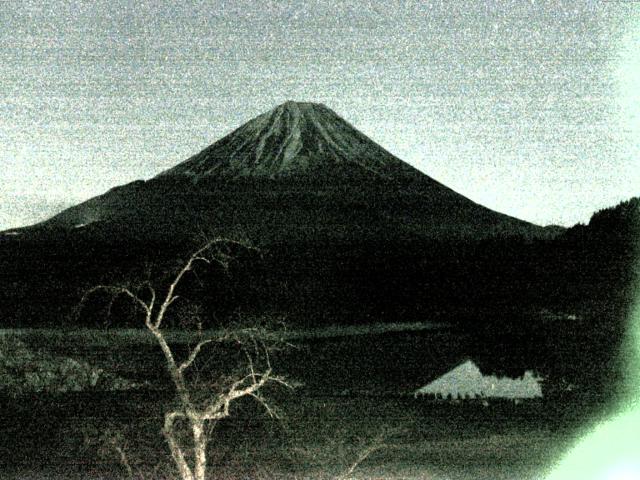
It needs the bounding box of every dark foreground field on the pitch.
[0,326,616,480]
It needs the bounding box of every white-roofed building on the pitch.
[414,359,543,400]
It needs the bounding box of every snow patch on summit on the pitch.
[158,101,420,180]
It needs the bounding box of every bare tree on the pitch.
[335,429,396,480]
[82,239,294,480]
[288,426,401,480]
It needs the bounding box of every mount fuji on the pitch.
[0,101,562,327]
[13,101,551,244]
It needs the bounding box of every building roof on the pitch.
[414,359,543,399]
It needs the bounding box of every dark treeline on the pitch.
[0,197,637,400]
[1,198,636,330]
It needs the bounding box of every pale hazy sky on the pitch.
[1,0,639,229]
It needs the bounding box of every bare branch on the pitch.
[147,326,190,408]
[191,256,211,265]
[81,285,152,320]
[337,444,386,480]
[166,295,180,307]
[178,338,215,373]
[109,440,134,480]
[264,374,297,389]
[202,368,272,421]
[335,428,403,480]
[154,238,248,329]
[147,284,156,314]
[248,392,279,419]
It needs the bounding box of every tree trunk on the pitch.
[164,412,195,480]
[193,419,208,480]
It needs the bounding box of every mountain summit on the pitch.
[160,101,420,180]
